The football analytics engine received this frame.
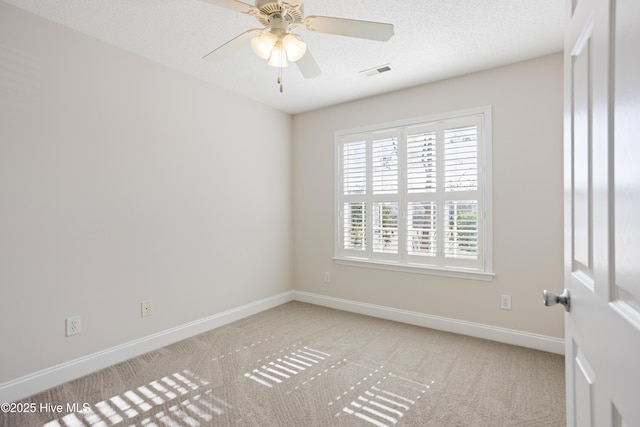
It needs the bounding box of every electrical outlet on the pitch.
[323,272,331,284]
[141,300,152,317]
[500,294,512,310]
[66,316,81,336]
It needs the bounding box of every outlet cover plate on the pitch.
[141,300,152,317]
[500,294,512,310]
[66,316,81,336]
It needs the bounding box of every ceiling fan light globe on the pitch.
[251,32,277,59]
[268,45,289,68]
[282,33,307,62]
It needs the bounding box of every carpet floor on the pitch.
[2,301,566,426]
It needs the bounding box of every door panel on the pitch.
[614,0,640,323]
[571,29,592,273]
[564,0,640,426]
[573,348,594,427]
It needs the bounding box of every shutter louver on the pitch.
[343,202,366,250]
[444,200,478,259]
[372,202,398,253]
[407,201,437,256]
[407,131,437,193]
[343,141,366,195]
[444,126,478,191]
[372,136,398,194]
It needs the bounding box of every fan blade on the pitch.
[304,16,394,41]
[295,49,321,78]
[203,28,262,62]
[199,0,258,15]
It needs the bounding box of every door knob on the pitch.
[543,289,570,312]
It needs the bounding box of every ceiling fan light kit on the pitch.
[250,32,277,59]
[202,0,394,92]
[267,42,289,68]
[281,34,306,62]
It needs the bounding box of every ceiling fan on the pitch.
[201,0,395,91]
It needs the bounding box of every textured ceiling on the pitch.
[3,0,564,114]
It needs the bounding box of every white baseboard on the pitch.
[292,291,565,356]
[0,291,294,404]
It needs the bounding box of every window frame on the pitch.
[334,106,494,281]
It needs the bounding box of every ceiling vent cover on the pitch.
[360,63,393,77]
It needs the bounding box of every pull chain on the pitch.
[278,52,284,92]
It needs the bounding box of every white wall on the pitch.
[293,54,564,339]
[0,3,292,387]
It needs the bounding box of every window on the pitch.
[335,107,493,280]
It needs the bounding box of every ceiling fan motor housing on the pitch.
[255,0,304,26]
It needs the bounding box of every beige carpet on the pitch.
[2,302,566,426]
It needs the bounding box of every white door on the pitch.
[562,0,640,425]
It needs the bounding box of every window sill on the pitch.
[333,257,495,282]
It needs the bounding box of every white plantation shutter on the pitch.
[372,136,398,194]
[343,140,366,195]
[373,202,398,253]
[343,202,366,250]
[407,201,437,256]
[342,140,368,254]
[407,130,437,193]
[441,121,479,265]
[336,107,492,279]
[444,126,478,192]
[444,200,478,258]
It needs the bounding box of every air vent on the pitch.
[360,64,393,78]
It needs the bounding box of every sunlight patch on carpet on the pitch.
[238,340,435,426]
[244,346,332,388]
[42,370,230,427]
[331,366,434,427]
